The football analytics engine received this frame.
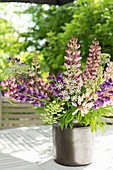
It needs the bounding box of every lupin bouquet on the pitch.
[0,37,113,132]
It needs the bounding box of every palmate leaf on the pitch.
[99,106,111,116]
[106,105,113,109]
[100,116,112,124]
[89,117,97,133]
[96,117,109,132]
[97,118,109,130]
[109,108,113,114]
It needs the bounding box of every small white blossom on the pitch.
[71,96,77,101]
[65,96,70,101]
[72,109,79,115]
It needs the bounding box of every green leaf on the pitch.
[66,112,74,124]
[65,121,68,129]
[97,118,109,130]
[100,116,112,124]
[35,107,45,112]
[6,98,16,106]
[67,102,70,108]
[99,106,111,115]
[97,119,104,132]
[92,118,97,132]
[69,120,73,129]
[76,111,82,121]
[60,117,65,130]
[90,123,94,133]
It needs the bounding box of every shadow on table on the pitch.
[0,126,53,163]
[39,159,92,170]
[0,152,35,170]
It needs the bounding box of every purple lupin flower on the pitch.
[83,40,101,86]
[108,78,112,84]
[93,79,113,109]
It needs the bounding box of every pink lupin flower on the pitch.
[29,79,34,84]
[40,81,45,86]
[1,81,7,89]
[38,70,42,74]
[104,61,113,81]
[68,42,73,48]
[74,44,80,49]
[72,102,77,107]
[37,64,40,68]
[81,107,89,117]
[66,49,72,54]
[70,37,78,43]
[64,63,69,68]
[4,91,10,98]
[83,40,101,86]
[32,62,35,65]
[1,37,113,133]
[64,56,69,60]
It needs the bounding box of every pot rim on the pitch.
[53,122,90,130]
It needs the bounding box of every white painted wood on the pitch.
[0,125,113,169]
[0,153,39,170]
[0,126,52,164]
[1,164,42,170]
[0,97,2,128]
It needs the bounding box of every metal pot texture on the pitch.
[52,122,94,166]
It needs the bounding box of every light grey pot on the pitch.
[53,122,94,166]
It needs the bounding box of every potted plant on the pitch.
[0,37,113,166]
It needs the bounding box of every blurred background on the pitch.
[0,0,113,81]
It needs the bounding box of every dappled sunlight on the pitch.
[11,150,52,163]
[0,126,52,164]
[0,125,113,169]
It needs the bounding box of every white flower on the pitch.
[65,96,70,101]
[72,102,77,107]
[71,96,77,101]
[72,109,79,115]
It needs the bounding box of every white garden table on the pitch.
[0,125,113,170]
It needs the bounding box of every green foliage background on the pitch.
[0,0,113,78]
[0,17,19,80]
[17,0,113,74]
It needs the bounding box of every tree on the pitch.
[17,3,76,74]
[0,3,25,80]
[18,0,113,73]
[0,17,20,80]
[60,0,113,62]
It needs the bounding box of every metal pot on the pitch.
[52,122,94,166]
